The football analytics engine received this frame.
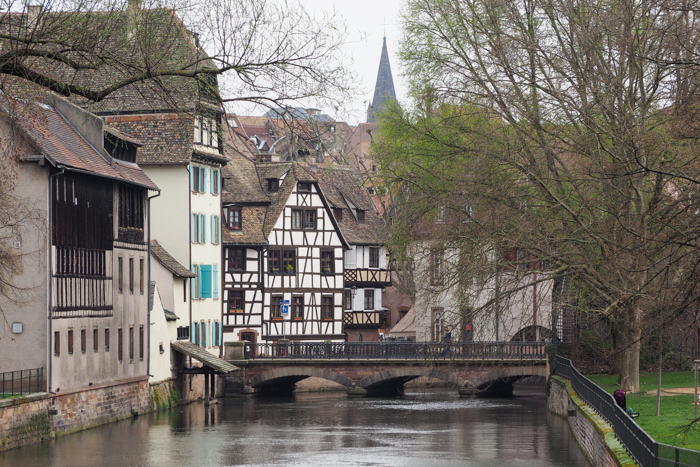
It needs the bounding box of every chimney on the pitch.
[26,3,42,30]
[127,0,142,40]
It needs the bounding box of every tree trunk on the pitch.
[618,307,642,393]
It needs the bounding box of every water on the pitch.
[1,389,590,466]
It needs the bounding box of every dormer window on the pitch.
[226,206,242,230]
[267,178,279,192]
[194,115,218,148]
[297,182,312,192]
[104,136,137,163]
[333,208,342,222]
[356,209,365,224]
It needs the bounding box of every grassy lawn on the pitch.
[588,372,700,451]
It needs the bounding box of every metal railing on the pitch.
[555,356,700,467]
[0,368,44,398]
[246,341,546,360]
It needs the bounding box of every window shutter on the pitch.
[190,165,194,191]
[190,214,195,242]
[218,215,222,242]
[197,214,202,243]
[200,265,212,298]
[198,264,203,298]
[190,322,196,344]
[210,168,214,194]
[203,214,207,244]
[213,264,219,298]
[190,265,196,299]
[205,322,209,348]
[215,170,220,194]
[211,216,215,244]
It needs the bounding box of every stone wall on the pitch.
[548,376,636,467]
[0,377,150,452]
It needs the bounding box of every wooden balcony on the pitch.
[343,268,391,287]
[343,309,389,329]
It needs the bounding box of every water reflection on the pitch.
[1,389,590,466]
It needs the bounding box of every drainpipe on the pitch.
[48,165,65,394]
[147,190,161,379]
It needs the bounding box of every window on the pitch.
[129,257,134,293]
[199,322,206,348]
[118,257,123,293]
[129,326,134,361]
[105,328,110,352]
[200,265,213,299]
[322,296,333,320]
[93,328,99,352]
[211,215,220,244]
[297,182,312,192]
[212,169,220,195]
[292,209,315,229]
[117,184,144,242]
[191,165,204,193]
[356,209,365,223]
[54,331,60,356]
[118,328,123,361]
[226,206,242,230]
[81,329,86,354]
[228,248,246,271]
[333,208,342,222]
[283,250,296,274]
[268,250,280,274]
[364,289,374,310]
[432,308,444,341]
[436,205,447,224]
[139,326,144,361]
[344,289,352,310]
[292,296,304,319]
[228,291,244,313]
[267,178,279,192]
[68,329,74,355]
[369,247,379,268]
[431,251,443,285]
[139,259,145,294]
[321,250,334,274]
[271,295,283,319]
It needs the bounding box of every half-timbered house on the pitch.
[312,167,391,341]
[222,159,350,344]
[0,94,158,394]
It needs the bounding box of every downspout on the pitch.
[147,190,161,378]
[48,165,65,394]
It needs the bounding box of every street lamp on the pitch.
[351,286,357,297]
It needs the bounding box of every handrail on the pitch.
[0,368,44,398]
[245,341,547,360]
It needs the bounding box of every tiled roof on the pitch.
[0,8,218,114]
[150,240,195,278]
[104,113,195,165]
[7,95,157,190]
[312,166,385,245]
[171,341,238,374]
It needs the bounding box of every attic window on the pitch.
[356,209,365,224]
[297,182,312,192]
[333,208,342,222]
[267,179,279,192]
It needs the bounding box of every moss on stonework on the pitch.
[150,384,181,412]
[550,376,638,467]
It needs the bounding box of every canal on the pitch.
[1,388,590,466]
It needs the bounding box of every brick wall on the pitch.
[548,377,630,467]
[0,377,150,452]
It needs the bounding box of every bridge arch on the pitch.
[465,365,548,396]
[249,366,353,391]
[357,367,466,390]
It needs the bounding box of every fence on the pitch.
[0,368,44,398]
[555,355,700,467]
[247,341,546,360]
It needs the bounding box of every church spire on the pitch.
[366,36,397,123]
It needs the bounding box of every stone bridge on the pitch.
[223,342,549,397]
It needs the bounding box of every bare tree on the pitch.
[375,0,700,391]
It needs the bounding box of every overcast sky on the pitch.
[298,0,407,125]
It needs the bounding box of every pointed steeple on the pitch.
[367,37,397,123]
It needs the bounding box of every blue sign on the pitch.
[280,299,290,315]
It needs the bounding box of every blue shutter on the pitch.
[205,322,209,348]
[200,265,212,298]
[198,264,203,298]
[190,213,194,242]
[197,214,202,243]
[213,264,219,298]
[203,214,208,244]
[190,265,196,299]
[209,168,214,194]
[190,322,196,344]
[218,215,222,243]
[190,165,194,191]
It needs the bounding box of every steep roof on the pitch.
[313,166,385,245]
[0,7,218,114]
[7,95,157,190]
[367,37,397,123]
[150,239,195,278]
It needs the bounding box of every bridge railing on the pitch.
[246,341,546,360]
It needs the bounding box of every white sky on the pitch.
[297,0,408,125]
